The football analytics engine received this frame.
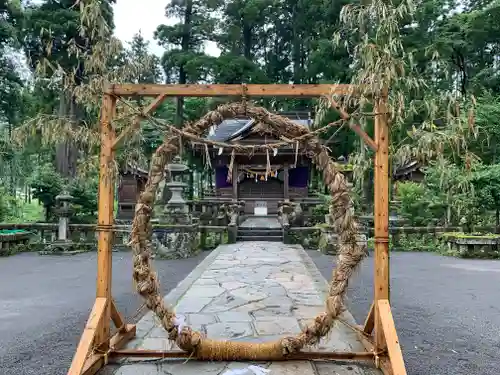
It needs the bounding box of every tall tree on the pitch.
[155,0,221,125]
[22,0,116,178]
[127,30,162,85]
[0,0,26,193]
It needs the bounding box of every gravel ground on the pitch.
[0,251,208,375]
[307,250,500,375]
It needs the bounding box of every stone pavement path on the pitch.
[109,242,379,375]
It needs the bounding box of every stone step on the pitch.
[238,226,282,231]
[237,235,283,242]
[238,229,282,236]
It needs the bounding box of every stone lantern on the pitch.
[153,155,198,259]
[56,192,73,242]
[164,155,189,216]
[42,191,74,254]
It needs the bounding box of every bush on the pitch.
[395,182,436,226]
[0,186,17,222]
[68,177,98,223]
[28,164,63,221]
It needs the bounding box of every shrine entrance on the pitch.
[238,165,284,214]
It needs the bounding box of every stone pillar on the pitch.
[227,201,243,244]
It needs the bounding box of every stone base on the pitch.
[319,231,368,255]
[154,231,199,259]
[39,241,93,256]
[318,229,337,255]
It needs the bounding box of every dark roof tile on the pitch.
[206,117,311,142]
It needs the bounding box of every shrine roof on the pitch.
[206,113,312,142]
[393,160,421,177]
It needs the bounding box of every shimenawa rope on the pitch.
[129,103,367,360]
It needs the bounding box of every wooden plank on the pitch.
[80,354,105,375]
[283,164,289,200]
[111,349,374,361]
[232,162,238,201]
[356,331,393,375]
[105,84,356,97]
[377,300,407,375]
[350,123,378,152]
[110,324,136,350]
[110,299,125,329]
[111,116,140,150]
[363,302,375,334]
[80,324,136,375]
[67,297,107,375]
[373,96,390,351]
[143,93,167,115]
[327,98,377,151]
[95,94,117,350]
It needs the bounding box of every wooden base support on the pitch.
[363,302,375,334]
[67,297,136,375]
[357,299,407,375]
[110,349,374,361]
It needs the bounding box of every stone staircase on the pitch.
[237,216,283,242]
[237,226,283,242]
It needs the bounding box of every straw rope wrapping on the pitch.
[129,102,367,360]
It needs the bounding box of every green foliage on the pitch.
[68,177,98,223]
[28,163,63,221]
[155,0,221,83]
[395,182,436,226]
[4,0,500,234]
[0,185,17,221]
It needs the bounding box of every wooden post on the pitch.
[283,164,289,201]
[95,93,116,349]
[232,162,238,201]
[373,94,390,351]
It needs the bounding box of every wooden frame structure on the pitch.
[68,84,407,375]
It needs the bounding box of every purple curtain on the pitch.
[289,166,308,187]
[215,166,231,188]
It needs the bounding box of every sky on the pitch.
[113,0,220,57]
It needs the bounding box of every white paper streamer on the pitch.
[173,314,186,334]
[222,365,270,375]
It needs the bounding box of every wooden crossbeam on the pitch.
[111,115,141,150]
[143,93,167,114]
[326,98,378,151]
[111,93,168,150]
[105,84,356,97]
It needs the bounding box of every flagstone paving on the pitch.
[107,242,380,375]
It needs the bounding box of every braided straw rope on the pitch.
[129,103,367,360]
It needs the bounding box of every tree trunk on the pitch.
[175,0,193,128]
[242,22,252,60]
[291,4,302,83]
[55,92,78,178]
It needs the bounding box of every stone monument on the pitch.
[153,156,198,259]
